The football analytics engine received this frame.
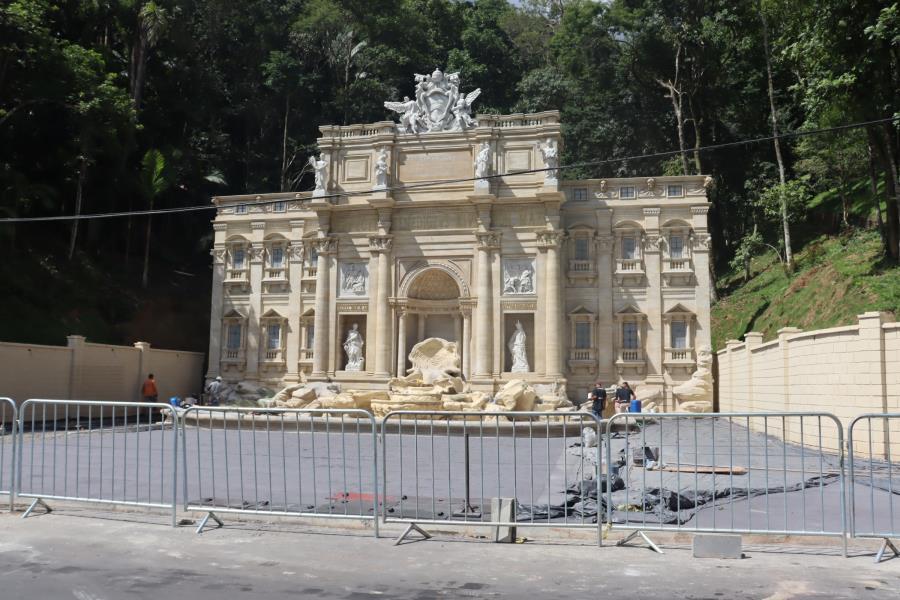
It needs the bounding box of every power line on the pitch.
[1,115,896,224]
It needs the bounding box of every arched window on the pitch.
[661,219,694,284]
[225,236,250,283]
[260,308,287,367]
[221,309,247,368]
[613,222,645,285]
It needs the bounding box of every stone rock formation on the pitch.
[407,337,461,382]
[672,345,714,413]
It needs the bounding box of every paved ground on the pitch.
[1,511,899,599]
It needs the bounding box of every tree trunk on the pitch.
[868,134,889,255]
[659,44,688,175]
[132,33,148,110]
[280,94,290,192]
[869,127,900,259]
[758,1,793,271]
[68,156,88,261]
[879,123,900,259]
[141,197,153,288]
[688,94,703,174]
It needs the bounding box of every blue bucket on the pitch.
[629,399,642,413]
[169,396,180,408]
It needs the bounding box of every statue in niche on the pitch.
[474,141,491,180]
[343,324,365,371]
[537,138,559,181]
[309,154,328,194]
[502,260,535,295]
[508,321,529,373]
[374,147,389,189]
[341,263,367,296]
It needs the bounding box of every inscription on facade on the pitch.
[394,208,476,231]
[505,148,533,172]
[342,156,370,182]
[493,205,544,227]
[398,149,472,182]
[332,212,378,233]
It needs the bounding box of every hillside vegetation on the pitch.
[711,230,900,349]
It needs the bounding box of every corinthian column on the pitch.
[370,235,393,377]
[474,231,500,378]
[539,230,563,377]
[311,236,335,378]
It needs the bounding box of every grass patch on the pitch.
[711,229,899,349]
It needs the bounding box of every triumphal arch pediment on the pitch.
[207,69,714,412]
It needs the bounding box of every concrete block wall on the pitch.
[0,336,205,411]
[717,312,898,458]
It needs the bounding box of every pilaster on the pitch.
[370,235,394,377]
[284,220,306,382]
[245,221,266,378]
[311,236,337,379]
[474,231,501,378]
[537,229,564,378]
[206,223,228,379]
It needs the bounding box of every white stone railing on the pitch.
[304,266,318,279]
[665,347,693,362]
[299,348,314,361]
[619,349,642,362]
[570,348,594,361]
[568,260,594,273]
[263,348,284,362]
[264,267,286,280]
[226,268,249,282]
[615,259,643,273]
[663,258,692,272]
[222,348,244,362]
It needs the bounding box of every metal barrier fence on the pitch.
[1,397,16,510]
[847,413,900,563]
[16,399,179,525]
[605,412,847,555]
[180,406,379,535]
[380,411,605,545]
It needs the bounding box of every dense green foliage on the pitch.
[0,0,898,349]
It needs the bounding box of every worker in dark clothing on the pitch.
[589,381,607,420]
[614,382,636,413]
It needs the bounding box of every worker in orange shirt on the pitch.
[141,373,159,403]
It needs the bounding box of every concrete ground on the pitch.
[1,510,899,599]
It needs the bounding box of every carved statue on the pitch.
[384,68,481,134]
[309,154,328,194]
[383,96,419,134]
[508,321,530,373]
[538,138,559,181]
[343,324,365,371]
[341,263,367,296]
[502,259,536,295]
[672,345,714,412]
[451,90,481,131]
[374,147,389,189]
[474,142,491,180]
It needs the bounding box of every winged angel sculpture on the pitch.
[384,69,481,134]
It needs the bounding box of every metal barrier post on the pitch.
[848,413,899,563]
[17,399,179,524]
[604,411,847,550]
[380,410,605,546]
[1,397,17,511]
[180,406,379,536]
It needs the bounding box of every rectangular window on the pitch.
[622,236,636,259]
[235,204,248,215]
[310,248,319,265]
[232,248,245,270]
[619,186,635,199]
[622,322,639,349]
[273,201,286,213]
[306,325,315,350]
[573,187,588,202]
[671,320,688,349]
[669,235,684,259]
[226,324,241,350]
[575,322,591,349]
[667,184,683,197]
[574,237,590,261]
[267,324,281,350]
[270,246,284,268]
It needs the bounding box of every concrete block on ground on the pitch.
[491,497,517,543]
[692,534,742,559]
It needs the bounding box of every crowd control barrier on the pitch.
[380,411,605,545]
[16,399,179,525]
[180,406,379,536]
[847,414,900,563]
[1,398,16,510]
[605,412,847,555]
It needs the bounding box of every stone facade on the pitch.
[206,108,713,408]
